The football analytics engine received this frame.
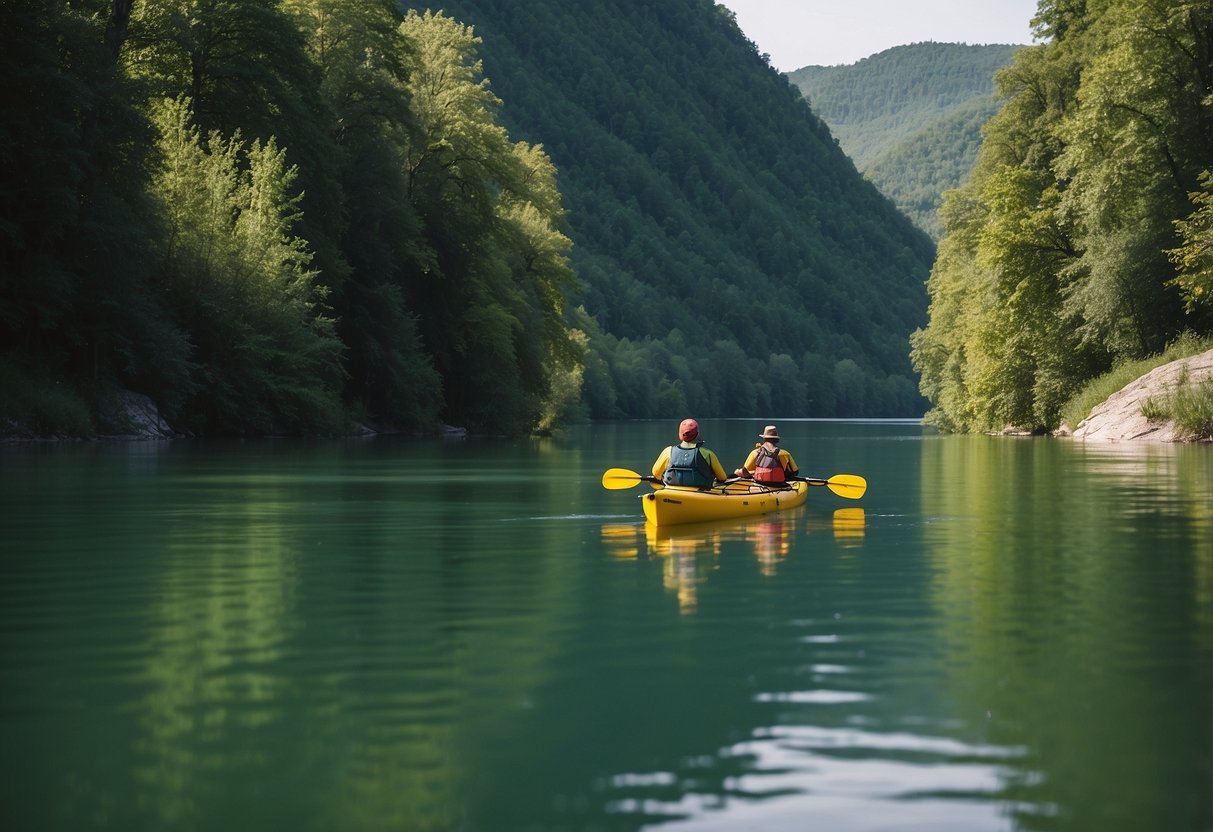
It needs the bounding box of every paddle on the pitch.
[601,467,661,489]
[603,467,866,500]
[600,467,747,490]
[790,473,867,500]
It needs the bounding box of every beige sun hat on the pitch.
[759,425,780,440]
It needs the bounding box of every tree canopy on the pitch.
[411,0,937,419]
[911,0,1213,433]
[2,1,577,435]
[790,42,1023,238]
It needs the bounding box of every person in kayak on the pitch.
[652,418,730,488]
[734,425,799,485]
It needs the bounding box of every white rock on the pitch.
[1071,349,1213,442]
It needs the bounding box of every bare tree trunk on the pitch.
[105,0,134,58]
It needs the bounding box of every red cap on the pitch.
[679,418,699,441]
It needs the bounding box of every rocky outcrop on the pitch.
[100,390,178,439]
[1070,349,1213,442]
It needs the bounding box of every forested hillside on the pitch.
[790,43,1021,238]
[910,0,1213,433]
[2,1,578,437]
[1,0,935,438]
[406,0,937,420]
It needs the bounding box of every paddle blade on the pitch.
[602,467,645,490]
[825,474,866,499]
[797,473,867,499]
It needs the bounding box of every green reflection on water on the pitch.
[920,436,1213,831]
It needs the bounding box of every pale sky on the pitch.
[721,0,1040,70]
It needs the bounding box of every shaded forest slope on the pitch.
[423,0,938,418]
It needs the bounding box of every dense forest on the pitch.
[2,1,576,436]
[790,43,1022,238]
[417,0,936,422]
[1,0,936,438]
[910,0,1213,433]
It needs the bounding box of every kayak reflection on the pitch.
[599,523,642,559]
[600,509,866,613]
[749,517,790,576]
[832,507,865,545]
[647,520,725,613]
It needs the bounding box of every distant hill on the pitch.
[789,43,1022,238]
[407,0,938,418]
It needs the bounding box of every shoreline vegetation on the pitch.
[6,339,1212,444]
[7,4,1210,441]
[1058,334,1213,437]
[1063,343,1213,443]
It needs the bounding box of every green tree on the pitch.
[0,0,193,430]
[912,0,1212,432]
[1055,0,1210,356]
[149,96,344,434]
[398,10,581,433]
[1169,170,1213,310]
[124,0,348,291]
[280,0,443,429]
[766,353,808,414]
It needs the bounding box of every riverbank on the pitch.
[7,351,1212,444]
[1062,348,1213,442]
[1,387,468,443]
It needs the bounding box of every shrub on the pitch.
[1141,377,1213,439]
[0,358,94,437]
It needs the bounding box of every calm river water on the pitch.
[2,420,1211,831]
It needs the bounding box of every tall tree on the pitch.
[398,10,580,433]
[1056,0,1212,356]
[148,96,345,434]
[280,0,443,428]
[123,0,349,291]
[0,0,188,410]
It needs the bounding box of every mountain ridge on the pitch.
[420,0,937,418]
[789,42,1022,237]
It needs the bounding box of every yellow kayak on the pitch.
[640,480,808,526]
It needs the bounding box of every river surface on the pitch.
[2,420,1211,831]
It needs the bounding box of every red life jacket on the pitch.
[752,445,786,484]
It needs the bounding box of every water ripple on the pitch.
[604,724,1028,831]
